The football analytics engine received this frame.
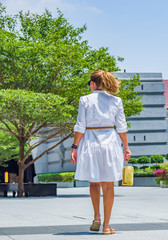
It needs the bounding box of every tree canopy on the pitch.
[0,2,143,196]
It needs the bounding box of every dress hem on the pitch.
[74,177,122,182]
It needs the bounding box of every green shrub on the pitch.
[137,156,150,164]
[134,171,155,177]
[165,153,168,160]
[132,165,138,170]
[150,164,161,170]
[37,172,75,182]
[150,155,164,163]
[154,163,168,184]
[139,165,150,170]
[128,158,137,164]
[160,162,168,171]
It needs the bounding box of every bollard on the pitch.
[5,171,9,183]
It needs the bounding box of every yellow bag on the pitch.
[122,164,134,186]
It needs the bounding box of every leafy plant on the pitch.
[154,163,168,184]
[38,172,75,182]
[0,123,29,167]
[139,165,150,170]
[132,166,138,170]
[150,164,161,170]
[128,158,137,164]
[134,171,154,177]
[137,156,150,165]
[150,155,164,164]
[165,153,168,160]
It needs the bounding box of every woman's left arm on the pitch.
[115,98,131,162]
[71,97,86,165]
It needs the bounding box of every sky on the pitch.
[1,0,168,79]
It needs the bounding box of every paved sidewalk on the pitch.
[0,186,168,240]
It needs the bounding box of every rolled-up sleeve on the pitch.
[74,97,86,134]
[115,98,127,133]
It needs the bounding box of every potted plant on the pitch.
[154,163,168,188]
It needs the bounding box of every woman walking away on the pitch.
[71,70,131,235]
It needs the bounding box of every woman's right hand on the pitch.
[123,149,131,162]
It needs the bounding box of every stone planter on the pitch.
[39,181,74,188]
[133,177,158,187]
[55,182,74,188]
[24,183,57,197]
[160,180,168,188]
[74,180,90,187]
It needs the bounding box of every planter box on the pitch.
[75,180,90,187]
[133,177,158,187]
[160,180,168,188]
[24,183,57,197]
[55,182,74,188]
[38,181,74,188]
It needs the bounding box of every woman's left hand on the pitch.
[71,149,77,165]
[123,149,131,162]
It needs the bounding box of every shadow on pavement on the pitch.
[57,194,124,198]
[57,194,90,198]
[0,222,168,236]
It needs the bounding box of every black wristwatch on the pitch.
[71,144,78,149]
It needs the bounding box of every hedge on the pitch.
[38,172,75,182]
[134,171,155,177]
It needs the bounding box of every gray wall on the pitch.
[32,136,74,174]
[114,72,168,158]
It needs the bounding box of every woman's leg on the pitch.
[101,182,115,231]
[90,182,101,220]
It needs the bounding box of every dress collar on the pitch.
[93,90,107,94]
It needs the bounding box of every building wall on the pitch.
[114,72,168,158]
[33,72,168,174]
[32,135,74,175]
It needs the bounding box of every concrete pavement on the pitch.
[0,186,168,240]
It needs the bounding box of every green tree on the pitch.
[0,3,143,197]
[0,123,21,167]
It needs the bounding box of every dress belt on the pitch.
[86,126,114,129]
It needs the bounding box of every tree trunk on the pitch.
[17,138,25,197]
[17,164,25,197]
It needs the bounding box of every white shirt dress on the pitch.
[74,90,127,182]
